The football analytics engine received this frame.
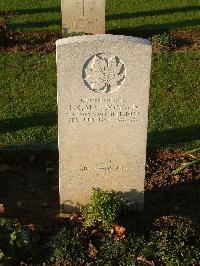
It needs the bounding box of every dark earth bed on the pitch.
[0,24,200,52]
[0,150,199,232]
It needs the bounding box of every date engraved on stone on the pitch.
[82,53,126,93]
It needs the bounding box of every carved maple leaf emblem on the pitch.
[83,53,126,93]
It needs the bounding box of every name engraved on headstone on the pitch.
[66,98,140,123]
[57,35,152,211]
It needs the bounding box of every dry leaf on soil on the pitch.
[27,223,35,231]
[111,224,126,240]
[69,214,85,223]
[0,204,5,214]
[137,256,155,266]
[87,240,97,259]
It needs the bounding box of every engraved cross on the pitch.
[76,0,85,16]
[82,0,85,16]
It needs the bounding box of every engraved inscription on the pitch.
[82,53,126,93]
[66,97,140,123]
[80,161,125,172]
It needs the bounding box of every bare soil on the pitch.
[1,10,200,52]
[0,30,199,53]
[153,30,200,52]
[0,150,199,230]
[0,31,60,53]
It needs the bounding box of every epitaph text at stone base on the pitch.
[56,35,152,212]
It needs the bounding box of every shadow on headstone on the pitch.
[0,147,199,228]
[61,188,144,215]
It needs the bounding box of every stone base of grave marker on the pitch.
[61,0,105,37]
[56,35,152,213]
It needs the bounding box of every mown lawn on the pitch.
[149,52,200,150]
[0,0,199,151]
[0,52,199,151]
[0,0,199,32]
[0,53,57,150]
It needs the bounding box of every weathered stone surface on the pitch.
[61,0,105,36]
[56,35,152,212]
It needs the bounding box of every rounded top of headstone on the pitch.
[56,34,151,47]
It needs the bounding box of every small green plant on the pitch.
[96,235,145,265]
[47,215,200,265]
[21,35,38,45]
[81,189,121,231]
[0,217,36,264]
[48,223,88,265]
[142,216,200,264]
[152,33,174,46]
[171,148,200,175]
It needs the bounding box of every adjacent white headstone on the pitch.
[61,0,105,36]
[57,35,152,212]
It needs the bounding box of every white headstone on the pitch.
[61,0,105,36]
[56,35,152,212]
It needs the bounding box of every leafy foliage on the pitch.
[48,223,88,265]
[152,33,174,46]
[95,235,145,265]
[142,216,200,264]
[81,189,121,231]
[0,217,37,264]
[49,224,145,265]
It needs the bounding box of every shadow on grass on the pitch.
[0,147,199,228]
[0,112,57,134]
[13,7,61,15]
[7,5,200,32]
[148,125,200,149]
[1,117,199,150]
[0,150,59,224]
[10,18,199,34]
[9,20,61,31]
[5,5,199,17]
[0,122,199,224]
[108,19,200,36]
[106,6,200,20]
[144,179,200,225]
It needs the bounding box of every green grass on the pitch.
[106,0,200,34]
[0,0,199,32]
[148,52,200,150]
[0,52,199,151]
[0,53,57,149]
[0,0,61,32]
